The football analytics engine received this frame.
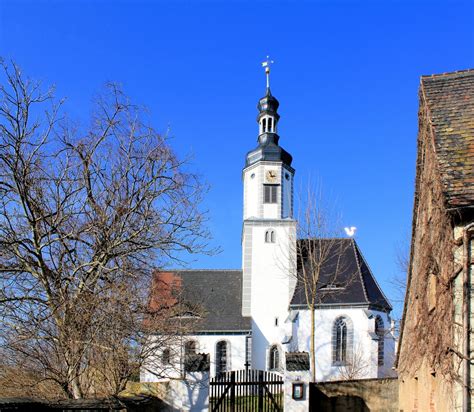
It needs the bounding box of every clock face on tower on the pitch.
[265,169,278,183]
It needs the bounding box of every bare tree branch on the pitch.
[0,61,212,399]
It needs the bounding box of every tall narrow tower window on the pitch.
[262,118,267,133]
[268,117,273,132]
[264,185,278,203]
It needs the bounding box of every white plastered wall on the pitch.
[141,334,248,382]
[247,221,296,370]
[293,308,395,381]
[242,161,294,221]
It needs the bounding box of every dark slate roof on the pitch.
[421,69,474,208]
[156,270,251,333]
[257,88,280,118]
[245,133,293,168]
[290,239,392,311]
[286,352,310,371]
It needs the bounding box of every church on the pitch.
[141,64,396,391]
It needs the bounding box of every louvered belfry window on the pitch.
[264,185,278,204]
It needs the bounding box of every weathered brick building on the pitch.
[397,70,474,411]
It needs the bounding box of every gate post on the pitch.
[230,371,236,412]
[258,370,264,411]
[284,371,310,412]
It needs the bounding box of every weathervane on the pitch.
[261,56,274,89]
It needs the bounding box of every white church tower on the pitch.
[242,59,297,370]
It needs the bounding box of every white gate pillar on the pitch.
[284,371,310,411]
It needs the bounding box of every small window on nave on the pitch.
[185,340,197,356]
[162,348,171,365]
[216,340,229,375]
[269,345,280,371]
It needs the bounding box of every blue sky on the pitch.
[1,0,473,317]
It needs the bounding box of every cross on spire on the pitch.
[261,56,274,90]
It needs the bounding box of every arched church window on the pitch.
[375,316,384,366]
[185,340,197,357]
[265,229,275,243]
[162,348,171,365]
[268,117,273,132]
[333,316,351,365]
[269,345,280,370]
[216,340,228,375]
[262,118,267,133]
[184,340,197,372]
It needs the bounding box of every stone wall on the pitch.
[398,362,455,412]
[397,87,459,412]
[130,376,209,412]
[310,378,398,412]
[0,396,167,412]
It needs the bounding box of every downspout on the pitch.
[462,223,474,412]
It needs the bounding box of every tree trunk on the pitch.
[71,376,83,400]
[310,304,316,382]
[67,361,83,399]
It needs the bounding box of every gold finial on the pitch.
[261,56,274,89]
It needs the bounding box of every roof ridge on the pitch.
[350,239,370,304]
[159,269,242,272]
[353,241,393,310]
[421,68,474,79]
[298,237,353,241]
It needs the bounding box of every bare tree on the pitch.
[390,239,410,336]
[0,60,210,399]
[337,343,371,380]
[293,183,355,382]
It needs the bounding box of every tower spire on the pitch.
[261,56,274,90]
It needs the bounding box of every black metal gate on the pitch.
[209,370,283,412]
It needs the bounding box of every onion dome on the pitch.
[245,86,292,168]
[257,88,280,121]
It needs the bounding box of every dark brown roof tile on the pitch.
[421,69,474,208]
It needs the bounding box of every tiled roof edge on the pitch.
[157,269,242,272]
[353,241,393,310]
[351,239,370,304]
[190,330,252,334]
[421,68,474,79]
